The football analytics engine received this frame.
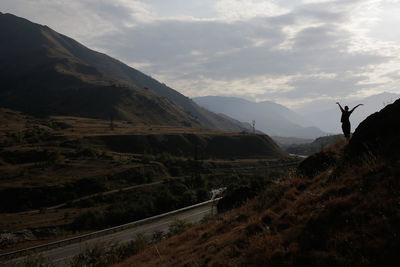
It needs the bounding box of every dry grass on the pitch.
[116,145,400,266]
[0,108,291,252]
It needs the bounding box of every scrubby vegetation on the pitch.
[69,234,150,267]
[0,108,293,254]
[69,177,209,230]
[284,134,345,155]
[68,219,196,267]
[116,99,400,266]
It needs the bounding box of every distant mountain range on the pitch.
[295,92,400,133]
[0,12,249,131]
[193,96,326,139]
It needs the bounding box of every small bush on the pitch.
[142,153,155,164]
[168,219,194,237]
[24,252,51,267]
[70,235,150,266]
[152,230,164,242]
[1,149,61,164]
[77,146,98,158]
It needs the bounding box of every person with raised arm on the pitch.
[336,102,363,139]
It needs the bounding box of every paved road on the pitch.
[3,204,214,267]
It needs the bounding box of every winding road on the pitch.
[2,204,214,267]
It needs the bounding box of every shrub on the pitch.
[180,190,197,206]
[142,153,155,164]
[77,146,98,158]
[196,188,210,202]
[24,252,51,267]
[70,242,112,267]
[70,235,151,266]
[1,149,61,164]
[168,219,194,237]
[152,230,164,242]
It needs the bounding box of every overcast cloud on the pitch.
[2,0,400,108]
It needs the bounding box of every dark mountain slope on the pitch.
[0,12,247,131]
[64,42,248,131]
[284,134,345,155]
[0,13,247,130]
[87,133,286,159]
[119,96,400,266]
[0,12,199,126]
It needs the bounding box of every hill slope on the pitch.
[346,97,400,161]
[118,98,400,266]
[0,13,248,131]
[194,96,326,138]
[62,37,249,131]
[283,134,345,155]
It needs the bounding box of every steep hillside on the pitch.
[72,47,249,131]
[194,96,326,138]
[284,134,345,155]
[118,97,400,266]
[87,133,285,160]
[61,40,247,131]
[0,13,248,131]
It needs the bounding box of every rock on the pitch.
[217,186,255,212]
[346,98,400,162]
[297,151,337,178]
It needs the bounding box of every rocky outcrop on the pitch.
[346,98,400,161]
[297,151,337,178]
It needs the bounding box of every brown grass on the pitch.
[0,108,291,252]
[115,148,400,266]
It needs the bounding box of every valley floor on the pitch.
[0,109,295,255]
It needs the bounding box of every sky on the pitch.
[2,0,400,109]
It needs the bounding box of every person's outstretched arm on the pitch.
[336,102,344,112]
[350,104,363,113]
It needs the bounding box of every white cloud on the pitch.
[2,0,400,107]
[214,0,290,21]
[302,0,335,3]
[1,0,155,45]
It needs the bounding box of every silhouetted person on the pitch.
[336,102,363,139]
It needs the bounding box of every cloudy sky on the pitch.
[2,0,400,109]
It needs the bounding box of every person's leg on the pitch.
[342,122,350,139]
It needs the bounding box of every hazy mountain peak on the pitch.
[193,96,326,139]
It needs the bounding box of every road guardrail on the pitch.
[0,197,222,262]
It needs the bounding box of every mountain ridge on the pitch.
[0,12,249,132]
[193,95,326,138]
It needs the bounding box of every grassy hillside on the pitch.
[56,35,250,132]
[117,99,400,266]
[0,13,201,127]
[0,12,249,132]
[283,134,345,156]
[0,108,291,253]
